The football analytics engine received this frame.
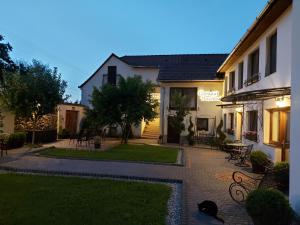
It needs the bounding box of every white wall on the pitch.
[57,104,86,133]
[160,81,223,142]
[221,6,292,162]
[223,7,292,94]
[80,55,159,108]
[290,0,300,215]
[0,110,15,134]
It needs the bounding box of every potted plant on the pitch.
[250,151,269,173]
[94,136,101,149]
[274,162,289,192]
[246,189,294,225]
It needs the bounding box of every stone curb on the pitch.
[0,165,183,184]
[33,147,185,167]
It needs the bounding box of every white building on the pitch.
[216,0,300,214]
[218,0,292,163]
[79,53,227,142]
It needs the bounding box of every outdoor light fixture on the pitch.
[275,96,287,108]
[198,90,221,102]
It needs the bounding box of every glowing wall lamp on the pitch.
[275,96,288,108]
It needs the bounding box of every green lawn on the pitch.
[40,144,179,163]
[0,173,171,225]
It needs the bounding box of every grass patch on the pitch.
[40,144,179,163]
[0,173,171,225]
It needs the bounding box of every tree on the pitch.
[0,34,16,84]
[0,60,68,143]
[169,91,190,145]
[187,116,195,145]
[88,75,158,144]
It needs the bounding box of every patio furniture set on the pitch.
[222,141,254,167]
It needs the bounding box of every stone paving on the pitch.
[0,145,252,225]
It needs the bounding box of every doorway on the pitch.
[65,110,78,135]
[167,116,180,143]
[269,108,290,161]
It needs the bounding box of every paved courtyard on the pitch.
[0,145,252,225]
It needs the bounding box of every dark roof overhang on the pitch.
[216,103,244,108]
[221,87,291,102]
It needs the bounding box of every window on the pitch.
[224,76,228,96]
[107,66,117,85]
[197,118,209,131]
[169,88,197,110]
[266,31,277,76]
[245,111,258,142]
[227,113,234,135]
[229,113,234,130]
[269,109,290,146]
[229,71,235,92]
[248,111,258,132]
[238,62,244,89]
[246,49,260,86]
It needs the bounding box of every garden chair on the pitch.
[235,144,254,167]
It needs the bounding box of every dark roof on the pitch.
[79,53,228,88]
[120,54,228,81]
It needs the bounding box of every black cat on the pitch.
[197,200,225,224]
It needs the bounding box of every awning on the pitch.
[216,103,244,108]
[221,87,291,102]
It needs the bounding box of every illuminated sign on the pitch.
[198,90,221,102]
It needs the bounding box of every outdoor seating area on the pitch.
[222,141,253,167]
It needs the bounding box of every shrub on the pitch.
[246,189,294,225]
[250,151,269,173]
[6,132,26,149]
[274,162,289,192]
[58,129,70,139]
[187,116,195,146]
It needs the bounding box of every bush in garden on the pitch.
[6,132,26,149]
[250,151,269,173]
[274,162,289,192]
[246,189,294,225]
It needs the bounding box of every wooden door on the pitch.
[65,110,78,135]
[167,116,180,143]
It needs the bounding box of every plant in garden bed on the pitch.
[250,151,270,173]
[246,189,294,225]
[187,116,195,146]
[274,162,289,192]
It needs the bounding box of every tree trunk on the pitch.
[32,130,36,145]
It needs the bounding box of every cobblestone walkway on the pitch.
[0,147,252,225]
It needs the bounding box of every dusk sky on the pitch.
[0,0,268,101]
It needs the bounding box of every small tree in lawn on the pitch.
[0,60,68,144]
[169,91,189,145]
[89,75,158,144]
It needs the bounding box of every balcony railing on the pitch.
[244,73,260,87]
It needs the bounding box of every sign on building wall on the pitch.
[198,90,221,102]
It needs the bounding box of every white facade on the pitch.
[221,6,292,162]
[290,0,300,214]
[160,81,223,143]
[80,55,159,108]
[0,109,15,134]
[80,54,159,137]
[57,103,86,134]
